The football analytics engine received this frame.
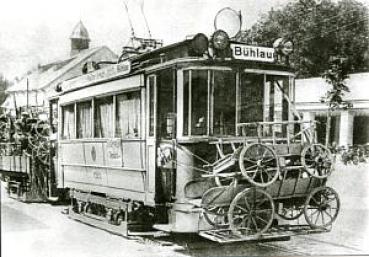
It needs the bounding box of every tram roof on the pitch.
[56,37,294,96]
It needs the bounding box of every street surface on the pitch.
[1,162,369,257]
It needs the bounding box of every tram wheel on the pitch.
[239,143,280,187]
[304,186,340,229]
[301,144,333,179]
[228,188,274,236]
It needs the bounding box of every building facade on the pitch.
[2,21,117,113]
[295,72,369,147]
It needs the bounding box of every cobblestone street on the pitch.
[1,163,369,257]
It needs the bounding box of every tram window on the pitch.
[116,92,141,138]
[157,70,175,139]
[50,101,58,134]
[266,76,289,120]
[240,73,264,123]
[266,75,290,135]
[213,71,236,135]
[76,101,92,138]
[183,70,209,136]
[191,70,208,135]
[94,96,114,138]
[183,70,189,136]
[148,76,155,137]
[62,104,75,139]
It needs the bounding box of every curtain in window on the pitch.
[62,105,75,139]
[95,97,114,138]
[116,92,140,138]
[77,102,92,138]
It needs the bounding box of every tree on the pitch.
[0,74,11,113]
[245,0,369,78]
[321,56,351,146]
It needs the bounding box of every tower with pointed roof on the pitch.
[70,21,90,57]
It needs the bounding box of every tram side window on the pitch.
[95,96,114,138]
[148,76,155,137]
[77,101,92,138]
[116,92,141,138]
[183,70,208,136]
[213,71,236,135]
[62,104,75,139]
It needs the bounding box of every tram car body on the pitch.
[55,31,339,242]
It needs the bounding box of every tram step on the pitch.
[69,209,129,237]
[69,210,167,238]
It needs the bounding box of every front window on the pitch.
[182,68,293,138]
[213,71,236,135]
[239,73,264,124]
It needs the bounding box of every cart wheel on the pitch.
[301,144,333,179]
[304,186,340,229]
[201,186,233,228]
[228,188,274,236]
[277,204,304,220]
[203,205,229,228]
[239,144,279,187]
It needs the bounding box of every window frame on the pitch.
[59,88,142,141]
[179,67,295,138]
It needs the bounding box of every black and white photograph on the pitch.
[0,0,369,256]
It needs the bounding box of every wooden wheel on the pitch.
[201,186,234,228]
[203,205,229,228]
[228,188,274,236]
[301,144,333,179]
[304,186,340,229]
[239,144,279,187]
[277,203,304,220]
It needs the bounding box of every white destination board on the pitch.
[231,44,275,63]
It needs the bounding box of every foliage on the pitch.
[0,74,11,111]
[321,56,351,109]
[245,0,369,78]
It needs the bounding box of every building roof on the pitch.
[70,21,90,41]
[6,46,110,93]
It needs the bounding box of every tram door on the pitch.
[146,70,176,205]
[146,75,157,205]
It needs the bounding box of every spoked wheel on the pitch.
[301,144,333,179]
[228,188,274,236]
[203,205,229,228]
[277,203,304,220]
[239,144,280,187]
[304,186,340,229]
[201,186,233,228]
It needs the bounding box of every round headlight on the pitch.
[212,30,230,50]
[281,40,293,55]
[191,33,209,55]
[273,38,293,56]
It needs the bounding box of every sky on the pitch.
[0,0,367,80]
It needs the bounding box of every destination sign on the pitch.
[62,60,131,92]
[230,44,275,63]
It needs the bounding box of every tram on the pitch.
[47,28,340,243]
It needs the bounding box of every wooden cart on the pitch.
[194,121,340,243]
